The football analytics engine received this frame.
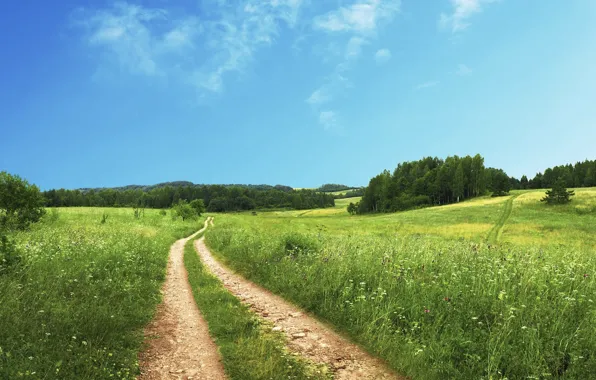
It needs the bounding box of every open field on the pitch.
[2,188,595,379]
[0,208,201,379]
[205,188,596,379]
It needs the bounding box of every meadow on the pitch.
[2,188,595,379]
[0,208,201,379]
[205,188,596,379]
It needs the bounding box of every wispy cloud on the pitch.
[307,0,400,130]
[374,48,391,63]
[313,0,400,34]
[345,36,368,59]
[74,1,401,133]
[456,63,472,76]
[76,3,172,76]
[74,1,304,93]
[439,0,496,33]
[319,110,339,131]
[415,80,439,90]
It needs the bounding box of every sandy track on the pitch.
[139,218,226,380]
[194,237,403,380]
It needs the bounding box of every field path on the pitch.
[138,218,226,380]
[194,237,403,380]
[487,194,519,243]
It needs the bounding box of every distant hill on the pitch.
[317,184,358,193]
[78,182,294,193]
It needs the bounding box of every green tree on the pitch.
[541,177,575,204]
[172,200,197,221]
[520,175,529,189]
[0,171,46,230]
[489,169,511,196]
[347,202,358,215]
[584,167,595,187]
[453,162,465,202]
[189,199,206,216]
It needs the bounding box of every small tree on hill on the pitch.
[347,202,358,215]
[172,200,197,221]
[189,199,206,216]
[541,177,575,205]
[490,170,511,197]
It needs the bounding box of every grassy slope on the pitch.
[0,208,201,379]
[205,188,596,379]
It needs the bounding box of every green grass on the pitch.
[183,234,329,380]
[205,189,596,379]
[0,207,201,379]
[503,188,596,247]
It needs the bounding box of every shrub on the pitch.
[281,232,320,256]
[0,171,46,230]
[0,235,21,274]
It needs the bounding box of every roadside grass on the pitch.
[205,189,596,379]
[183,233,329,380]
[0,207,201,379]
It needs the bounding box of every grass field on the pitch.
[3,188,595,379]
[205,188,596,379]
[0,208,201,379]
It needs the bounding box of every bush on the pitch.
[189,199,206,216]
[42,208,60,223]
[172,200,198,221]
[281,232,320,256]
[0,235,21,274]
[0,171,46,230]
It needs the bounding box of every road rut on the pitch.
[194,237,403,380]
[138,219,226,380]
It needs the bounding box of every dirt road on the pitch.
[194,237,403,380]
[139,218,226,380]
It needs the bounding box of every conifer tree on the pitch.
[541,177,575,204]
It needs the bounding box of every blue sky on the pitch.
[1,0,595,190]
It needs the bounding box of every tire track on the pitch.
[486,194,519,244]
[138,218,226,380]
[194,237,403,380]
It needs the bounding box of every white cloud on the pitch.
[415,81,439,90]
[345,36,368,59]
[456,63,472,76]
[306,68,352,106]
[307,1,400,131]
[74,1,400,131]
[439,0,496,33]
[374,48,391,63]
[75,0,304,93]
[319,110,338,131]
[306,88,331,105]
[78,3,169,76]
[314,0,400,34]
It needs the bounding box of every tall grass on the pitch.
[0,208,200,379]
[206,206,596,379]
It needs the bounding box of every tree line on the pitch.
[43,184,335,212]
[356,156,596,214]
[517,159,596,189]
[317,184,355,192]
[357,154,517,214]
